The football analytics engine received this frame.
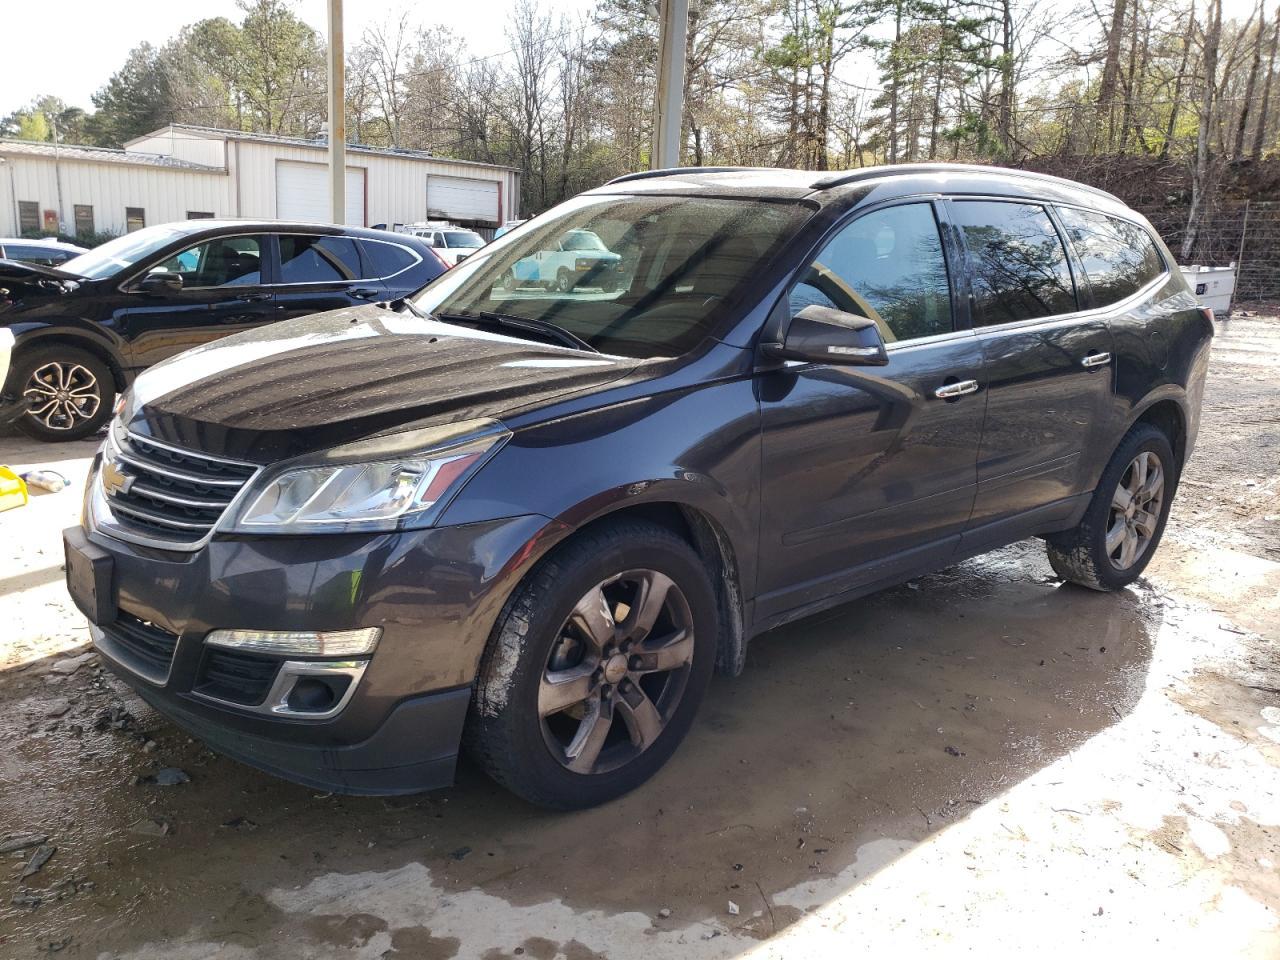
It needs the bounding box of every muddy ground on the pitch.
[0,313,1277,959]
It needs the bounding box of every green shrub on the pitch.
[19,229,119,248]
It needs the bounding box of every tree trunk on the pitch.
[1251,6,1280,159]
[1162,2,1195,159]
[1098,0,1130,150]
[1119,0,1141,154]
[998,0,1014,155]
[889,0,902,163]
[1235,3,1266,158]
[1184,0,1223,261]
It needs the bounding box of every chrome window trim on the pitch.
[359,237,426,282]
[964,270,1171,339]
[946,194,1171,333]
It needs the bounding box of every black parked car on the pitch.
[0,221,445,441]
[64,165,1212,809]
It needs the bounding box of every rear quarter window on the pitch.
[361,240,420,279]
[1056,207,1165,307]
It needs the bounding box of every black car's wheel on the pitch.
[554,268,575,293]
[13,346,115,442]
[1046,423,1176,591]
[467,519,718,809]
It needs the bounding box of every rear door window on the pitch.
[951,200,1077,325]
[279,235,362,283]
[1055,207,1165,306]
[790,202,953,343]
[361,240,420,278]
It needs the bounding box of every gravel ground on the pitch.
[0,313,1277,959]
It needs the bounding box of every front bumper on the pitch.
[65,508,561,795]
[0,327,22,425]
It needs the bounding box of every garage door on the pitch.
[275,161,366,226]
[427,176,499,224]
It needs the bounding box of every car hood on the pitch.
[127,304,641,462]
[0,257,85,282]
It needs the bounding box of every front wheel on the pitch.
[554,268,575,293]
[1046,423,1176,591]
[13,346,115,442]
[466,519,719,809]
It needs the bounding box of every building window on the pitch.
[74,205,94,237]
[125,207,146,233]
[186,211,214,219]
[18,201,39,235]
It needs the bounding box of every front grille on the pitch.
[101,612,178,682]
[101,429,257,547]
[195,649,280,706]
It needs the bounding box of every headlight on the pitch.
[222,424,508,534]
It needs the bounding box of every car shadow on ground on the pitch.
[0,538,1160,955]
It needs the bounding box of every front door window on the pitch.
[151,236,265,288]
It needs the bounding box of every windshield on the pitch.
[560,230,606,251]
[414,194,812,358]
[444,231,484,248]
[61,225,187,279]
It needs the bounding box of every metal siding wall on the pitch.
[0,141,516,236]
[235,141,513,227]
[0,156,229,236]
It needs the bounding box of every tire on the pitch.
[466,519,719,809]
[12,346,115,442]
[555,268,574,293]
[600,277,618,293]
[1046,423,1176,591]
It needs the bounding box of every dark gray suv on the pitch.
[64,164,1212,809]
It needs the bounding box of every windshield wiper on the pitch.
[434,310,599,354]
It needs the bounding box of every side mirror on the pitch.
[137,273,183,295]
[760,304,889,366]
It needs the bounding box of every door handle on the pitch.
[350,287,381,299]
[1081,352,1111,369]
[934,379,980,400]
[240,293,272,302]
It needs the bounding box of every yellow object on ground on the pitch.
[0,466,29,512]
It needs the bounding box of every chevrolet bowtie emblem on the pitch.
[100,459,135,497]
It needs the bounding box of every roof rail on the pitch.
[809,163,1123,203]
[604,166,757,186]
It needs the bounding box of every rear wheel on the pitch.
[13,346,114,442]
[555,268,574,293]
[1046,423,1175,591]
[467,519,718,809]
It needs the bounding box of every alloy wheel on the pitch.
[23,361,103,432]
[538,569,695,775]
[1106,450,1165,570]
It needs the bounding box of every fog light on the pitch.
[205,627,382,657]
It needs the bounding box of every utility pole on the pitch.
[650,0,689,170]
[327,0,346,224]
[49,114,66,235]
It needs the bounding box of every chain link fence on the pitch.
[1136,200,1280,304]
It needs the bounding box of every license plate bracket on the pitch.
[63,526,116,626]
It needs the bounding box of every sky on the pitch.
[0,0,1265,119]
[0,0,596,117]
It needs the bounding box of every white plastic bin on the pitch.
[1179,264,1236,317]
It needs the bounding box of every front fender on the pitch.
[439,378,762,602]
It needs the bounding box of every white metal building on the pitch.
[0,124,520,239]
